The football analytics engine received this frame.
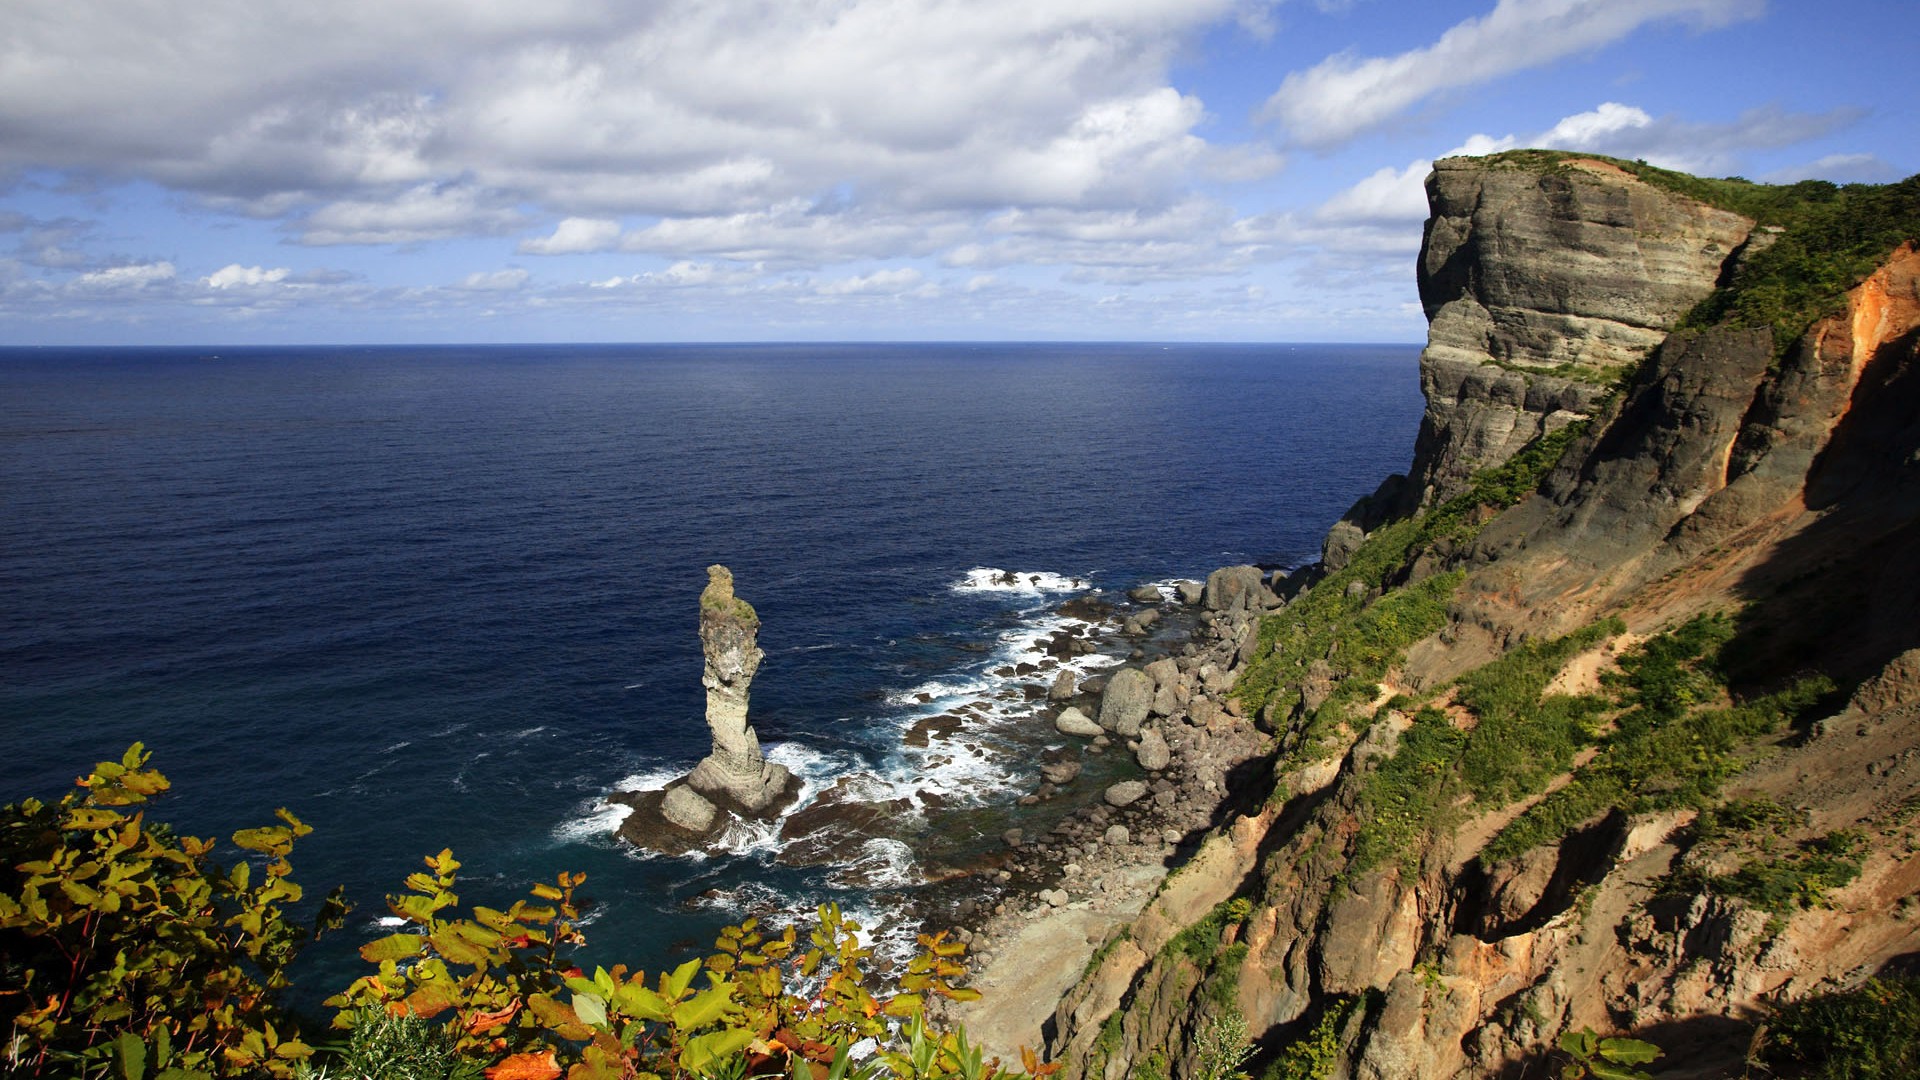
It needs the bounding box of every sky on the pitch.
[1,0,1914,345]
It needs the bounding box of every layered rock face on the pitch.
[1326,157,1756,567]
[1046,163,1920,1080]
[1421,242,1920,684]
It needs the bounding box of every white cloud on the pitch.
[1262,0,1764,147]
[814,268,924,295]
[300,183,525,246]
[1305,98,1856,242]
[74,262,176,289]
[458,268,531,291]
[1315,161,1432,224]
[206,264,292,288]
[1,0,1265,247]
[1529,102,1861,175]
[519,217,622,255]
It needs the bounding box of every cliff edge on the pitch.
[1325,155,1757,569]
[1043,155,1920,1080]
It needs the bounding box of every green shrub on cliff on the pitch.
[1681,174,1920,359]
[1235,422,1586,738]
[0,743,347,1079]
[1482,617,1833,864]
[1764,976,1920,1078]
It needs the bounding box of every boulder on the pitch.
[1124,609,1160,635]
[1055,707,1103,737]
[1174,580,1204,605]
[1104,780,1148,807]
[1135,726,1172,771]
[1203,565,1267,612]
[1041,759,1083,785]
[1127,585,1164,603]
[1145,657,1179,688]
[660,785,718,833]
[1150,683,1177,718]
[1048,670,1078,701]
[1098,668,1155,737]
[1104,824,1131,846]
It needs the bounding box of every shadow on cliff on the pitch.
[1489,1012,1759,1079]
[1720,326,1920,695]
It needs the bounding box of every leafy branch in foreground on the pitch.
[5,746,1050,1080]
[1,743,347,1079]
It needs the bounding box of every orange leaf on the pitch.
[466,1000,522,1032]
[484,1049,562,1080]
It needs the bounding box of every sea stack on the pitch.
[613,565,798,854]
[685,565,794,811]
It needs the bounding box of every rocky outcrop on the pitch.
[1326,156,1757,568]
[1417,241,1920,684]
[685,565,795,812]
[615,566,798,853]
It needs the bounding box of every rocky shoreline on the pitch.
[605,560,1303,1061]
[913,565,1298,1062]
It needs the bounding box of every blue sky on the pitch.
[2,0,1913,345]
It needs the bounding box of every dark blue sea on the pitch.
[0,342,1420,1002]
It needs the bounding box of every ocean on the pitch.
[0,341,1421,1002]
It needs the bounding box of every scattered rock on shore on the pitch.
[1055,707,1102,737]
[1097,668,1154,737]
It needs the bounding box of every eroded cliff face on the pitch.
[1327,158,1757,568]
[1423,242,1920,685]
[1047,168,1920,1080]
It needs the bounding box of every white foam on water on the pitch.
[825,838,919,891]
[885,674,994,707]
[612,766,687,793]
[375,915,407,929]
[554,797,632,843]
[952,567,1090,596]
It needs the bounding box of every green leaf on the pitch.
[114,1031,147,1080]
[1558,1029,1600,1059]
[1587,1064,1654,1080]
[681,1028,756,1077]
[613,982,670,1022]
[665,957,701,999]
[231,826,294,855]
[65,808,127,831]
[573,991,609,1028]
[427,925,491,966]
[358,932,424,963]
[671,984,737,1031]
[1598,1038,1662,1066]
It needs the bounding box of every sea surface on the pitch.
[0,342,1421,1003]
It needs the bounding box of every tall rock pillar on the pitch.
[686,565,795,813]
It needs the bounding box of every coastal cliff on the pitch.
[1325,155,1757,569]
[1037,155,1920,1079]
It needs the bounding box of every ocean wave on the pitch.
[552,797,633,843]
[952,567,1089,595]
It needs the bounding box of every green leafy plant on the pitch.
[1261,997,1359,1080]
[1235,422,1586,733]
[1555,1028,1661,1080]
[295,1008,483,1080]
[1,744,346,1079]
[1485,616,1833,863]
